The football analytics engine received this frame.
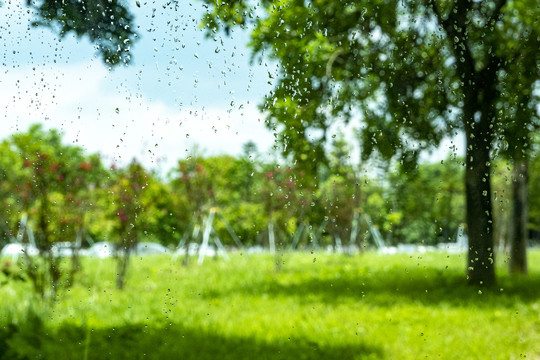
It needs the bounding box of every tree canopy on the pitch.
[27,0,137,65]
[202,0,540,284]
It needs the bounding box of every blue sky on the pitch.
[0,0,279,174]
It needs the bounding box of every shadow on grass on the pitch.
[229,266,540,308]
[0,320,383,360]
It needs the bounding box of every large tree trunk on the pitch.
[463,76,497,286]
[465,134,496,285]
[461,78,497,286]
[509,159,528,274]
[432,0,501,286]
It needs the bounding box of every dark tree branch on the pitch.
[429,0,476,83]
[488,0,508,25]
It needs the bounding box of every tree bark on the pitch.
[465,133,496,285]
[463,71,498,286]
[432,1,500,285]
[116,248,130,290]
[509,159,528,274]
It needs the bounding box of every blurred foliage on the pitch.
[107,160,149,288]
[1,125,540,293]
[1,124,107,299]
[386,157,465,245]
[530,152,540,232]
[2,124,539,254]
[201,0,540,284]
[28,0,138,66]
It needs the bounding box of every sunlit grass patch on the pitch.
[1,250,539,359]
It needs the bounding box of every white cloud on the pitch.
[0,61,275,175]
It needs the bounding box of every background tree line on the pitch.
[2,124,539,254]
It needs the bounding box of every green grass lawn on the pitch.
[1,249,540,359]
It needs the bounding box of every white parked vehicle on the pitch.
[51,242,77,257]
[134,242,169,255]
[81,241,114,258]
[172,243,219,259]
[1,243,39,261]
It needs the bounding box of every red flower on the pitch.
[266,172,274,179]
[79,162,92,171]
[117,209,129,222]
[50,163,60,171]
